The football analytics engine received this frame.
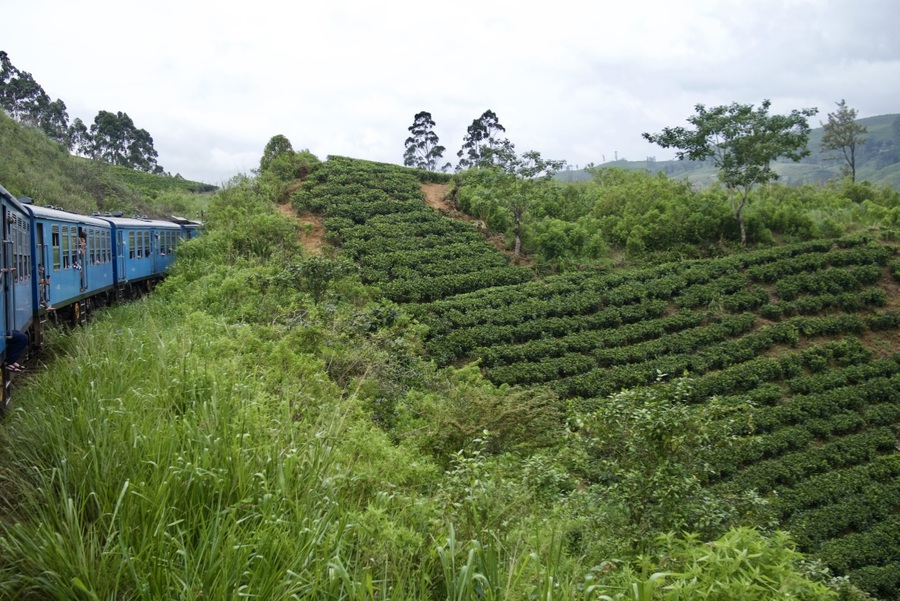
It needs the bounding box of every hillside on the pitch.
[294,156,900,598]
[557,113,900,188]
[0,111,212,218]
[0,146,896,598]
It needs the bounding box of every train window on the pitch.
[128,231,134,259]
[70,227,77,268]
[14,218,21,282]
[62,226,70,268]
[25,219,31,280]
[52,225,61,271]
[143,231,150,258]
[20,218,29,282]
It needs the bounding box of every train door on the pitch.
[117,229,126,282]
[36,223,49,308]
[151,229,158,273]
[3,206,15,339]
[77,227,87,292]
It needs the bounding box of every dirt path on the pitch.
[277,203,326,255]
[419,183,532,265]
[422,183,451,212]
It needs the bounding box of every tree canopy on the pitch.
[1,51,164,174]
[643,100,817,245]
[89,110,162,174]
[456,109,511,171]
[821,99,867,183]
[403,111,448,172]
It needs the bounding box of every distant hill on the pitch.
[558,113,900,188]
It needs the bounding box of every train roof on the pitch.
[24,204,112,227]
[101,216,182,229]
[167,215,204,227]
[0,183,14,203]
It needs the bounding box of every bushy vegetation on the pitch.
[0,165,863,599]
[452,164,899,271]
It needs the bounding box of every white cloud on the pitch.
[2,0,898,183]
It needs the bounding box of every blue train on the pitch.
[0,181,202,409]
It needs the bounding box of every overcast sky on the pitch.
[3,0,899,184]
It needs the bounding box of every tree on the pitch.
[259,134,294,174]
[403,111,448,171]
[821,99,867,183]
[38,98,70,144]
[0,69,45,122]
[566,378,754,552]
[643,100,817,245]
[453,149,564,258]
[67,117,92,156]
[89,110,162,173]
[503,150,565,257]
[456,110,510,170]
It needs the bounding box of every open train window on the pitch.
[52,225,61,271]
[62,226,70,268]
[129,231,135,259]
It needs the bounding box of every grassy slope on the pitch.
[0,130,891,597]
[0,112,212,218]
[295,156,900,598]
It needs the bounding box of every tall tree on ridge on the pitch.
[821,99,867,183]
[403,111,448,172]
[457,109,509,171]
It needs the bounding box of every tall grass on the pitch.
[0,301,368,598]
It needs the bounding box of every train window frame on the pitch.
[62,226,70,269]
[52,225,61,271]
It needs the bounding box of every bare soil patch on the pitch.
[277,203,326,255]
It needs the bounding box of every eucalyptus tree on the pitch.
[643,100,817,245]
[89,110,162,173]
[403,111,448,171]
[456,109,510,170]
[821,99,867,183]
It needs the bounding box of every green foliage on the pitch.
[277,255,358,303]
[456,109,511,171]
[88,109,162,173]
[633,528,835,600]
[643,100,818,244]
[565,378,752,550]
[821,100,868,182]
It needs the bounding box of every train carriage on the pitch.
[0,178,202,411]
[24,205,115,325]
[0,184,35,406]
[102,217,183,289]
[168,215,204,240]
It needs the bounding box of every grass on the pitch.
[0,177,852,600]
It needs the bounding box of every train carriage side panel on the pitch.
[101,217,182,284]
[24,206,113,313]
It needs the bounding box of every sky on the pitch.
[3,0,899,184]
